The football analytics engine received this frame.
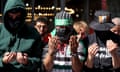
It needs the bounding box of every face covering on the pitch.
[56,26,74,42]
[4,12,25,33]
[8,16,23,29]
[95,30,111,40]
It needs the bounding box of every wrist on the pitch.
[88,55,94,60]
[71,51,77,54]
[47,52,56,57]
[111,52,118,57]
[70,52,78,57]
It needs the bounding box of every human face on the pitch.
[8,12,21,20]
[55,26,67,37]
[8,12,23,29]
[73,26,87,39]
[110,26,120,35]
[55,26,73,42]
[78,27,87,39]
[35,21,48,35]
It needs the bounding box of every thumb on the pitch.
[48,36,51,40]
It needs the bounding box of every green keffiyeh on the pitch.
[54,19,73,26]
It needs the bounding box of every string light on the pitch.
[26,6,75,15]
[26,3,29,7]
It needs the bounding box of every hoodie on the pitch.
[0,0,43,72]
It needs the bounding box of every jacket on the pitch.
[0,0,43,72]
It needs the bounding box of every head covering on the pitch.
[3,0,26,33]
[51,11,73,36]
[89,10,115,31]
[3,0,26,16]
[94,10,110,17]
[54,11,73,26]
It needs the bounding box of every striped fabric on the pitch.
[51,41,86,72]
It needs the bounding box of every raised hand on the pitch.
[106,40,118,55]
[88,43,99,60]
[2,52,16,64]
[16,52,28,65]
[48,36,59,55]
[69,35,78,54]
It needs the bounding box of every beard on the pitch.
[8,19,22,29]
[56,26,75,43]
[4,16,24,33]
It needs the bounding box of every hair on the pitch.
[35,16,48,25]
[112,17,120,25]
[73,21,89,34]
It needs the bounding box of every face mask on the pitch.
[4,13,24,32]
[56,26,74,42]
[95,30,112,43]
[8,17,22,29]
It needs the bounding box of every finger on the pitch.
[92,47,99,55]
[23,56,28,64]
[92,43,98,48]
[7,53,15,62]
[88,44,98,54]
[23,53,28,57]
[17,52,23,56]
[4,52,10,56]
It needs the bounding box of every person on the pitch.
[73,20,89,58]
[111,17,120,35]
[84,10,120,72]
[43,11,86,72]
[73,20,89,41]
[112,17,120,25]
[34,17,51,44]
[34,17,52,72]
[0,0,44,72]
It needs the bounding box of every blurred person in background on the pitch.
[73,20,89,41]
[111,17,120,35]
[73,20,89,60]
[84,10,120,72]
[34,17,51,44]
[34,17,52,72]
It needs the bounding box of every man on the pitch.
[0,0,43,72]
[34,17,51,44]
[111,17,120,35]
[84,10,120,72]
[43,11,86,72]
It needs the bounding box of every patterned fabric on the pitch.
[86,32,120,72]
[52,41,86,72]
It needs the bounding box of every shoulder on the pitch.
[0,24,4,32]
[21,25,41,39]
[87,32,97,45]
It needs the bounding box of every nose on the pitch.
[11,15,18,19]
[40,26,44,31]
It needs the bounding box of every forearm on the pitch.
[85,56,94,68]
[71,56,83,72]
[43,53,54,72]
[112,54,120,68]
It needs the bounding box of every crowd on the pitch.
[0,0,120,72]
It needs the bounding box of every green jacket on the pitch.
[0,0,43,72]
